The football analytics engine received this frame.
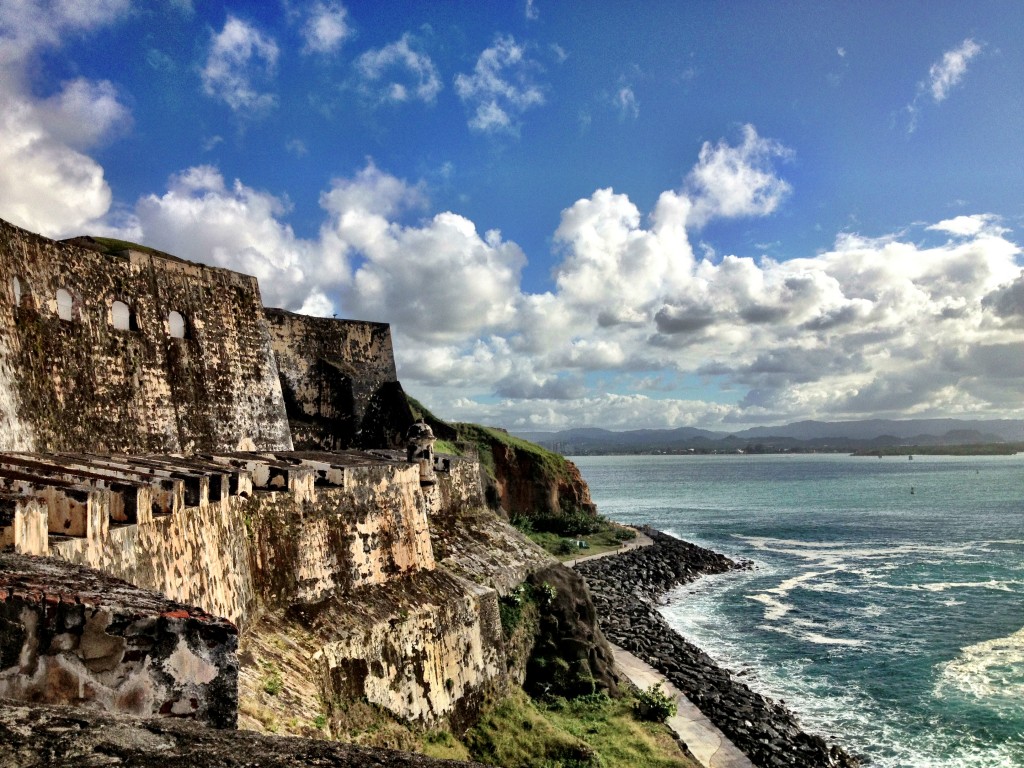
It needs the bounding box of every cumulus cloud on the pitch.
[454,35,545,133]
[0,0,131,236]
[201,16,279,114]
[115,148,1024,430]
[300,1,350,55]
[356,33,442,104]
[685,124,793,228]
[927,213,1004,238]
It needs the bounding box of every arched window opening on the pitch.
[56,288,74,321]
[111,300,133,331]
[168,310,187,339]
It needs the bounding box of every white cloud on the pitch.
[614,86,639,120]
[301,1,350,55]
[454,35,545,134]
[0,0,131,237]
[201,16,279,114]
[927,214,1004,238]
[685,124,793,228]
[128,166,343,311]
[525,0,539,20]
[0,0,130,66]
[356,33,441,104]
[907,38,984,132]
[929,38,982,102]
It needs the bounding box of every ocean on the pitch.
[572,453,1024,768]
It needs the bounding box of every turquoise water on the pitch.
[572,454,1024,767]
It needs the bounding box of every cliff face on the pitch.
[490,441,596,519]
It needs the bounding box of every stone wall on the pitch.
[51,495,257,630]
[0,554,238,728]
[266,309,412,450]
[0,217,292,453]
[246,462,436,608]
[309,568,505,728]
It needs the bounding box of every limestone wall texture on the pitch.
[0,554,238,728]
[50,496,257,630]
[246,464,435,609]
[266,309,413,450]
[0,218,292,453]
[309,568,505,727]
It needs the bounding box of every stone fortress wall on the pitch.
[0,216,527,733]
[0,218,293,454]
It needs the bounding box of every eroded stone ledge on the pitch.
[0,553,237,728]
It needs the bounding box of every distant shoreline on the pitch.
[563,443,1023,457]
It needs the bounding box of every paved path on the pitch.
[568,527,754,768]
[568,527,654,566]
[610,643,755,768]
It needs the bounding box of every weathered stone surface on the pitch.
[300,568,505,729]
[0,554,237,728]
[429,505,554,596]
[50,494,256,630]
[0,699,487,767]
[0,218,292,453]
[246,461,435,608]
[266,308,413,450]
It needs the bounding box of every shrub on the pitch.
[633,684,677,723]
[263,668,284,696]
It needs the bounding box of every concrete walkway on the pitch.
[568,527,753,768]
[610,643,755,768]
[568,527,654,567]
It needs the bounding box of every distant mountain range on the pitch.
[513,419,1024,455]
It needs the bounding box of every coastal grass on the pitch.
[464,688,698,768]
[520,520,637,562]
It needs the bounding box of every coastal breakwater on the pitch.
[577,528,859,768]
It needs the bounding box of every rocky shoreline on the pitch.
[577,527,860,768]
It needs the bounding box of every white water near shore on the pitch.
[574,453,1024,768]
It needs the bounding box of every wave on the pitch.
[935,625,1024,704]
[878,579,1023,593]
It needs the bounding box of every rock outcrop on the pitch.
[0,698,487,768]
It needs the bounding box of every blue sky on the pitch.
[2,1,1024,430]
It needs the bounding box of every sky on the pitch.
[2,1,1024,431]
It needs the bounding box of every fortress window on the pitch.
[56,288,75,321]
[11,277,34,316]
[168,310,187,339]
[111,300,137,331]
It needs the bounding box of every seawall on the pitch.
[576,527,860,768]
